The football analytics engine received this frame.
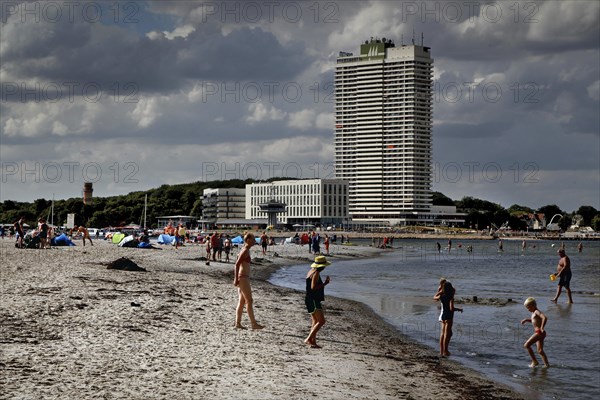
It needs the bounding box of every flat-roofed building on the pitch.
[336,37,434,225]
[246,179,349,227]
[202,188,246,226]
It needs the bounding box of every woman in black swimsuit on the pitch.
[304,255,331,348]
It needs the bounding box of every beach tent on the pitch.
[118,235,137,247]
[51,233,75,246]
[231,235,243,245]
[111,233,125,244]
[137,242,157,249]
[157,234,175,244]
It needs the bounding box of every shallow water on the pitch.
[269,239,600,400]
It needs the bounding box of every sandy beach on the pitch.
[1,239,524,399]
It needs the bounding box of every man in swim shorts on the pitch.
[552,249,573,304]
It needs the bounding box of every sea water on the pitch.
[269,239,600,400]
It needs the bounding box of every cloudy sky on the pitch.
[1,0,598,212]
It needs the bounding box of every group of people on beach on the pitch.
[232,232,332,348]
[11,217,54,249]
[435,248,574,368]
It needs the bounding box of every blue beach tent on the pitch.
[157,234,175,244]
[51,233,75,246]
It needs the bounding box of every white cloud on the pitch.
[287,109,316,130]
[587,80,600,101]
[164,24,196,40]
[315,113,334,130]
[245,102,286,125]
[130,97,162,128]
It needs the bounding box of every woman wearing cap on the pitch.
[304,255,331,348]
[233,232,263,330]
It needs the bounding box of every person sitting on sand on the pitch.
[521,297,550,368]
[304,255,331,349]
[70,225,93,246]
[433,279,462,357]
[233,233,263,330]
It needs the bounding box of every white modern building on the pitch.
[246,179,350,227]
[202,188,246,224]
[335,37,433,225]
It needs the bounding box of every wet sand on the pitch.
[0,239,523,399]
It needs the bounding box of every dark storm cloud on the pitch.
[1,17,313,102]
[178,27,310,81]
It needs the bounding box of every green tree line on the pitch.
[1,185,598,231]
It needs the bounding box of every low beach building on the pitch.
[246,179,350,228]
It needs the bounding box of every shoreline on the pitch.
[1,240,524,399]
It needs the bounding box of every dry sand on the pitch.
[0,239,524,400]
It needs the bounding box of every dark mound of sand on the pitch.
[107,257,146,272]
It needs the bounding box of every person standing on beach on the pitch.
[211,232,219,261]
[304,255,331,349]
[577,242,583,253]
[433,279,463,357]
[223,235,231,263]
[233,233,263,330]
[324,234,330,255]
[38,218,49,249]
[312,231,321,254]
[13,217,25,248]
[260,231,268,256]
[521,297,550,368]
[174,224,181,249]
[552,249,573,304]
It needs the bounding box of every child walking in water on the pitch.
[521,297,550,368]
[433,278,463,357]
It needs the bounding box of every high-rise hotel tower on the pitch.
[335,37,433,224]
